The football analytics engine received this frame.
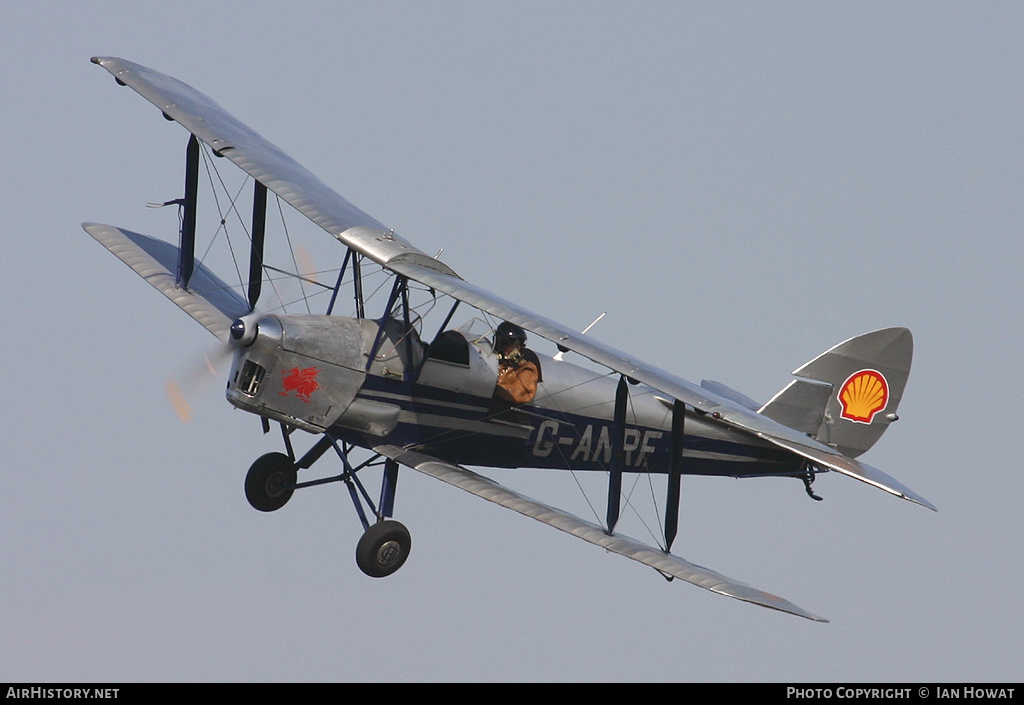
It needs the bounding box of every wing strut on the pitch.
[352,253,366,319]
[178,134,199,288]
[606,375,629,534]
[365,276,405,371]
[665,399,685,552]
[247,180,267,310]
[326,248,352,315]
[400,277,415,382]
[364,274,419,381]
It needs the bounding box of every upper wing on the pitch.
[375,444,827,622]
[92,57,933,511]
[91,56,458,278]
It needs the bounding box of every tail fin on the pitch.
[760,328,913,458]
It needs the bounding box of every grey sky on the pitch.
[2,2,1021,681]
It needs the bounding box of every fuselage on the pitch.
[225,314,802,479]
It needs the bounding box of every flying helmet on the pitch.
[493,321,527,355]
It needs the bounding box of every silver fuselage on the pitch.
[226,314,800,478]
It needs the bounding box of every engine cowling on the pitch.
[226,314,369,433]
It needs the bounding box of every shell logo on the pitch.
[837,369,889,424]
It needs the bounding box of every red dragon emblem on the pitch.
[279,366,320,403]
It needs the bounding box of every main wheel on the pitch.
[355,520,412,578]
[244,452,297,512]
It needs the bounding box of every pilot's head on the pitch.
[494,321,527,356]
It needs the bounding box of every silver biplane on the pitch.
[85,57,935,622]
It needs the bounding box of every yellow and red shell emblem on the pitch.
[837,369,889,424]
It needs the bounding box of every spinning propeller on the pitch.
[164,343,233,423]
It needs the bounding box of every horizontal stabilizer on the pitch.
[701,380,761,411]
[84,222,250,342]
[760,434,936,512]
[375,444,828,622]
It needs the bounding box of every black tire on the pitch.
[355,520,412,577]
[244,452,297,512]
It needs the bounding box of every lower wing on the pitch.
[375,444,828,622]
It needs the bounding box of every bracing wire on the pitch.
[198,146,248,293]
[276,195,313,314]
[187,149,676,547]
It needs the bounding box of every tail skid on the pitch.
[763,434,936,511]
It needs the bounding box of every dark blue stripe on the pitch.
[338,374,803,477]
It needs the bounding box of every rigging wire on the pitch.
[176,156,677,547]
[197,146,288,313]
[620,387,669,549]
[383,293,669,543]
[197,143,343,316]
[276,195,313,314]
[198,146,248,293]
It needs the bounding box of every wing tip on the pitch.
[906,493,938,512]
[708,581,830,623]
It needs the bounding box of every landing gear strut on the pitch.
[244,431,413,577]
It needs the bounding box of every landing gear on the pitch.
[244,433,413,577]
[355,520,412,577]
[245,452,297,512]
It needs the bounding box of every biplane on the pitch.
[85,57,935,622]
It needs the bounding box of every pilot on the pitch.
[493,321,542,404]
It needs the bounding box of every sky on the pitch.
[2,1,1022,682]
